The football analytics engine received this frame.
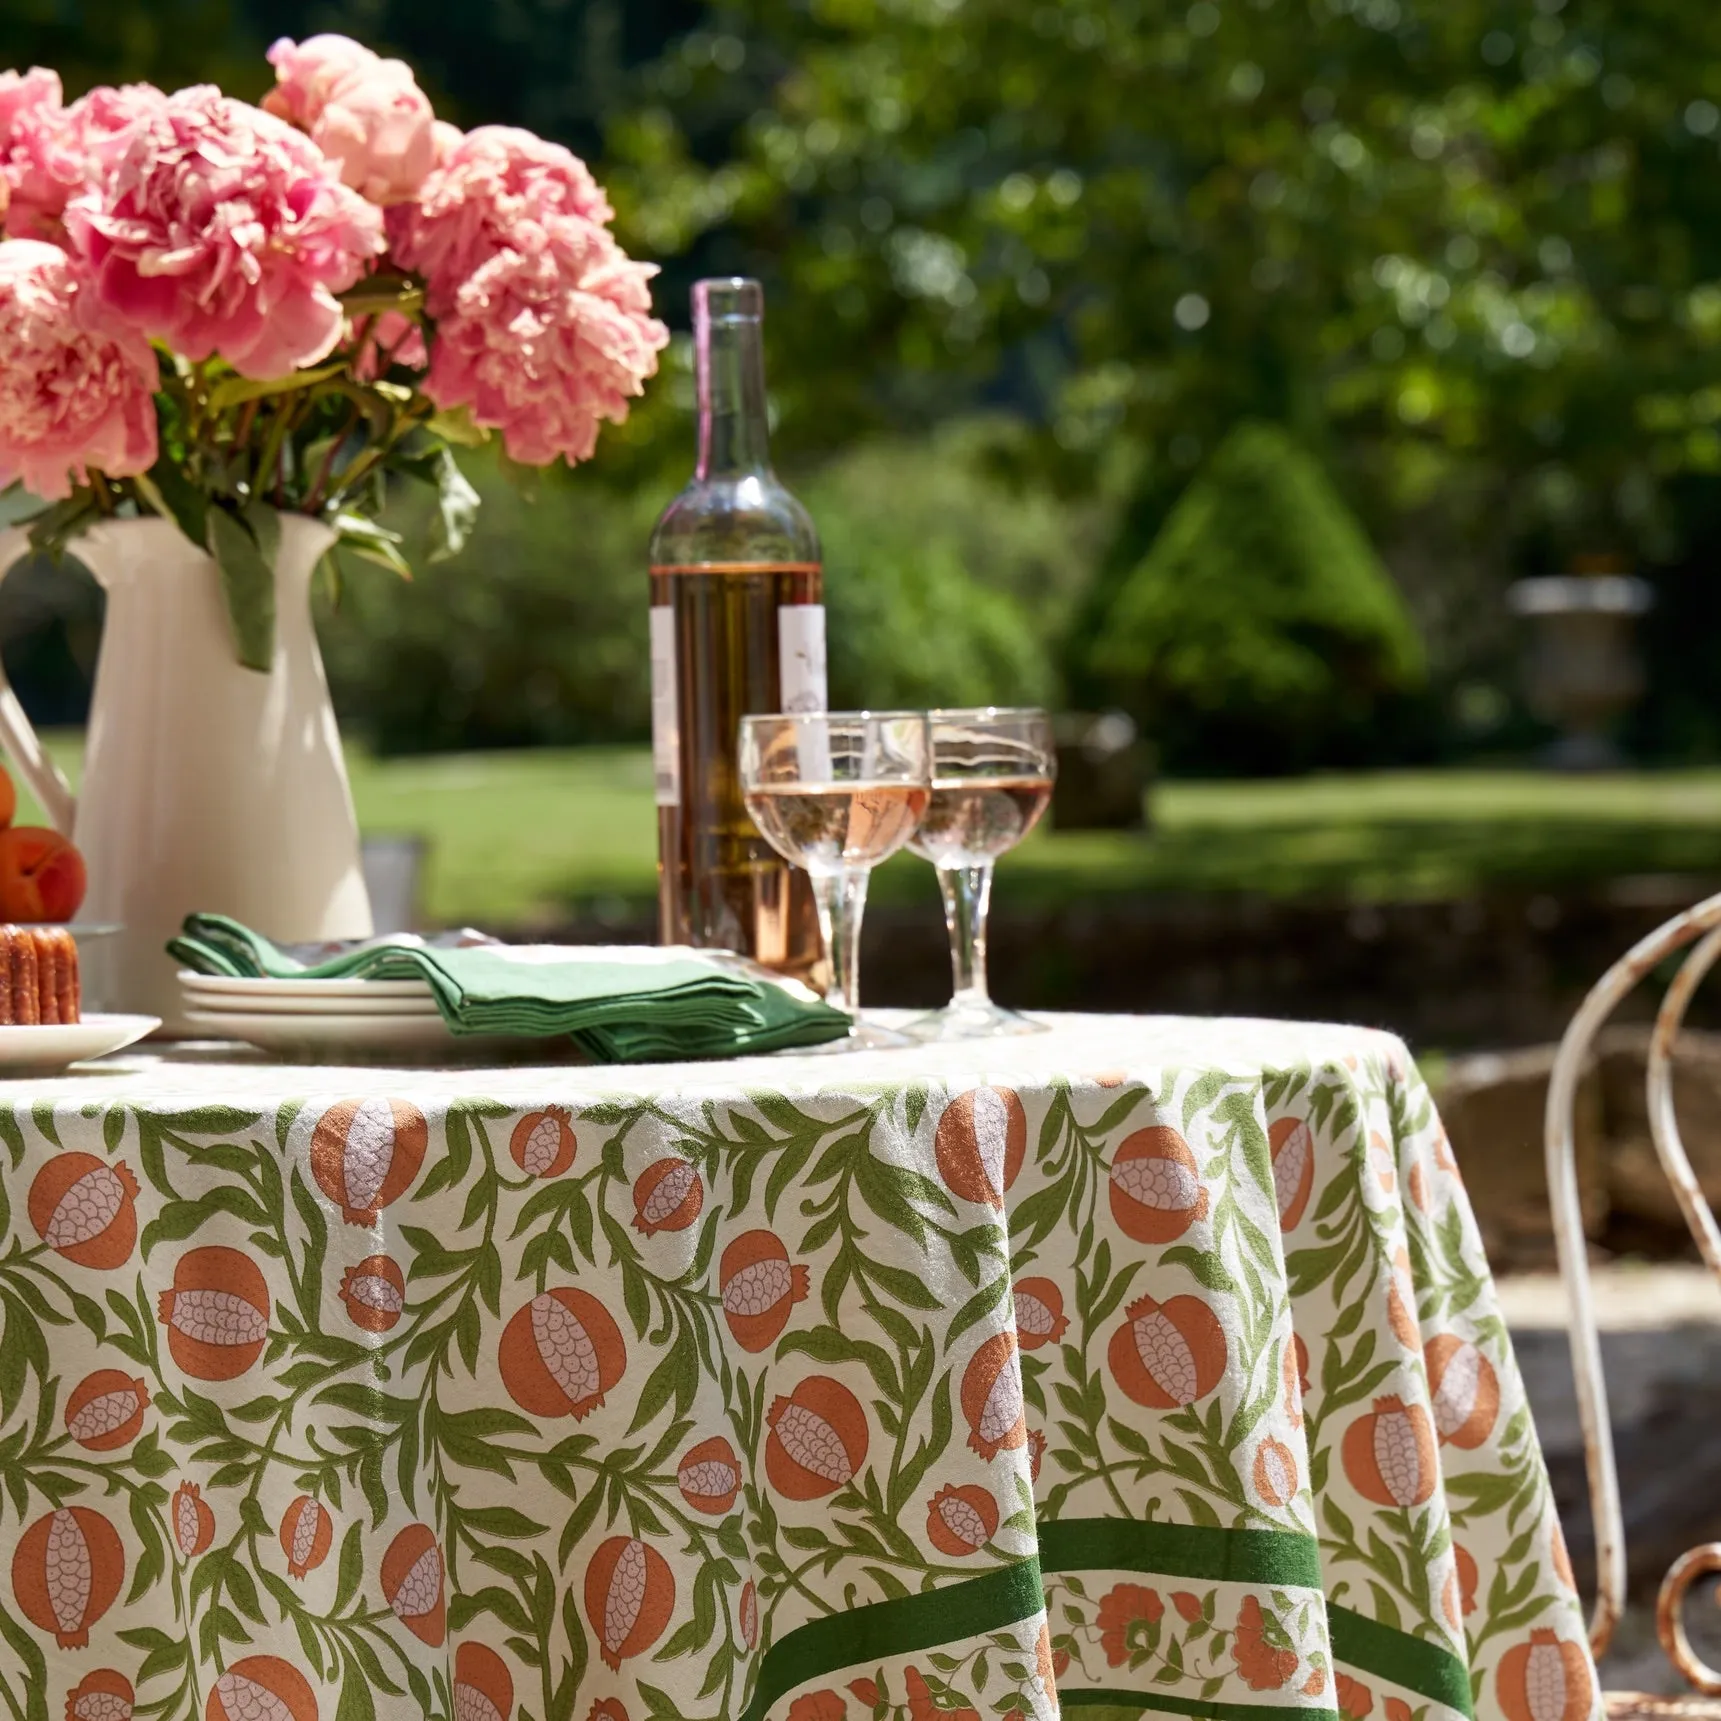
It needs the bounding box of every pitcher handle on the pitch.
[0,527,77,835]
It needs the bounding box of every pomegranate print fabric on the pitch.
[0,1024,1591,1721]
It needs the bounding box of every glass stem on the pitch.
[811,867,870,1016]
[939,862,994,1010]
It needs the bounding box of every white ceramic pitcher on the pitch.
[0,514,373,1031]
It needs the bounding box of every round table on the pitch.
[0,1015,1597,1721]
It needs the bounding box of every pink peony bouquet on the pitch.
[0,38,668,666]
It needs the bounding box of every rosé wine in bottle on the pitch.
[648,279,826,983]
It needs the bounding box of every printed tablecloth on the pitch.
[0,1015,1597,1721]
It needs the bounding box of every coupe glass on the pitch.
[739,711,931,1049]
[906,707,1056,1039]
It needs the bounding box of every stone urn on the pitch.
[1507,554,1653,770]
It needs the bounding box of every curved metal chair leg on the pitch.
[1545,890,1721,1659]
[1644,922,1721,1690]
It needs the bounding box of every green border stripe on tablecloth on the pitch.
[1058,1693,1340,1720]
[1038,1517,1324,1588]
[739,1556,1045,1721]
[1327,1604,1475,1717]
[1038,1521,1472,1718]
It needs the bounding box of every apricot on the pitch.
[0,764,14,830]
[0,826,86,923]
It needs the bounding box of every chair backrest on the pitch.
[1545,889,1721,1693]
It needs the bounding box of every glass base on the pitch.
[798,1016,922,1054]
[904,1000,1049,1042]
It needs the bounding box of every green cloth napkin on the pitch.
[168,914,852,1063]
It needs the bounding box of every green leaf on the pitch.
[428,447,480,562]
[206,505,276,671]
[336,1650,378,1721]
[334,511,413,580]
[426,404,492,446]
[207,362,346,412]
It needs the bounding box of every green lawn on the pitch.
[21,737,1721,929]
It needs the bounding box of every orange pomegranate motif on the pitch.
[1108,1294,1227,1409]
[1386,1247,1419,1349]
[204,1658,318,1721]
[1342,1396,1438,1507]
[11,1505,124,1648]
[64,1369,149,1451]
[454,1642,514,1721]
[1407,1161,1430,1214]
[1253,1437,1298,1507]
[633,1156,703,1235]
[1441,1559,1463,1631]
[157,1246,270,1381]
[584,1536,675,1671]
[587,1706,629,1721]
[1012,1278,1069,1351]
[1497,1629,1594,1721]
[926,1484,998,1557]
[1367,1130,1397,1195]
[28,1153,138,1269]
[66,1671,134,1721]
[1269,1118,1314,1231]
[935,1087,1027,1208]
[1435,1125,1459,1174]
[310,1097,429,1225]
[720,1230,809,1353]
[677,1436,741,1516]
[740,1579,758,1651]
[511,1107,576,1178]
[172,1481,215,1556]
[961,1332,1026,1460]
[279,1496,333,1580]
[382,1523,445,1646]
[766,1376,869,1500]
[1027,1428,1046,1484]
[1456,1543,1480,1616]
[1108,1126,1208,1243]
[1283,1336,1309,1429]
[1424,1333,1500,1448]
[339,1254,406,1333]
[498,1287,627,1419]
[1550,1520,1575,1592]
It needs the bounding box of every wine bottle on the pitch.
[648,278,827,982]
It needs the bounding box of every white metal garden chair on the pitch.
[1547,889,1721,1714]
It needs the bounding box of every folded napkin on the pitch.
[168,914,852,1063]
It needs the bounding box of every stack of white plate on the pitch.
[179,972,482,1057]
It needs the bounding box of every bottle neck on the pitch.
[696,313,772,479]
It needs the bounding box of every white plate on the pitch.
[179,988,441,1019]
[178,972,435,1002]
[182,1007,547,1060]
[7,922,123,940]
[0,1013,161,1071]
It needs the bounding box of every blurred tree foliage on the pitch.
[317,424,1092,752]
[608,0,1721,573]
[10,0,1721,763]
[1091,423,1425,770]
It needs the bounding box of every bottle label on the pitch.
[778,604,827,714]
[649,605,680,808]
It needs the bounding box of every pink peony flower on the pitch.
[387,125,665,464]
[65,86,385,379]
[264,34,437,206]
[386,125,615,303]
[1,79,168,243]
[351,307,428,379]
[0,239,158,498]
[423,228,667,464]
